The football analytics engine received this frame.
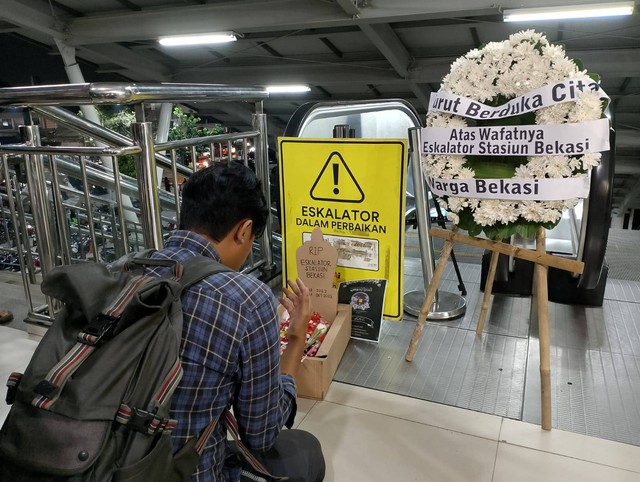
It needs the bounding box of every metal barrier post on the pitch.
[404,127,466,319]
[131,122,164,249]
[1,155,34,309]
[20,126,58,276]
[12,174,37,283]
[47,153,73,265]
[253,102,274,271]
[78,155,101,262]
[20,125,60,323]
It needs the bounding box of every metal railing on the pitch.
[0,82,273,327]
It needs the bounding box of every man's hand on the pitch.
[278,278,310,378]
[278,278,311,340]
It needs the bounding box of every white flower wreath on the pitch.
[423,30,607,239]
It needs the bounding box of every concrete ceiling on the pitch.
[0,0,639,216]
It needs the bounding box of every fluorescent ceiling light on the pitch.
[503,2,634,21]
[265,85,311,93]
[159,33,237,46]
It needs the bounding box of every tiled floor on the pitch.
[2,325,639,482]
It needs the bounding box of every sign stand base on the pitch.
[404,290,466,320]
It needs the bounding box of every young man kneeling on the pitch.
[151,162,325,482]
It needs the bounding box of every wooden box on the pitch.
[282,304,352,400]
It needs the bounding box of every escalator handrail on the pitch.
[576,128,615,289]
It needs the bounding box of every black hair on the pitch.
[179,162,268,241]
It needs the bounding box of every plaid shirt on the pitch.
[150,231,297,482]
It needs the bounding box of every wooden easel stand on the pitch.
[406,225,584,431]
[429,227,584,274]
[476,235,502,335]
[405,226,458,362]
[535,228,552,430]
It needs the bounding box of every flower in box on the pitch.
[279,311,332,357]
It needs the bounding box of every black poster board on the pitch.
[338,279,387,342]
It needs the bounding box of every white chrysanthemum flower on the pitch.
[568,92,603,123]
[569,157,583,170]
[473,199,506,226]
[447,197,467,212]
[546,156,573,178]
[521,157,548,177]
[510,30,548,46]
[466,49,483,60]
[448,212,460,224]
[496,202,520,224]
[514,164,535,178]
[520,201,563,223]
[561,198,580,211]
[542,44,566,60]
[536,103,573,125]
[467,198,480,210]
[426,112,467,128]
[581,152,601,169]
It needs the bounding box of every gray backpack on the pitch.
[0,255,229,481]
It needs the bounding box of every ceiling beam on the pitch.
[0,0,64,39]
[257,41,284,58]
[171,61,399,84]
[213,102,286,137]
[408,83,431,112]
[359,23,410,77]
[116,0,142,12]
[334,0,360,17]
[319,37,344,58]
[344,21,433,111]
[81,44,171,81]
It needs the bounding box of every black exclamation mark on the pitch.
[333,163,340,195]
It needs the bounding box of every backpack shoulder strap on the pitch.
[178,256,231,290]
[106,248,157,273]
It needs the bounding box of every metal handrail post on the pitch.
[78,155,101,262]
[1,155,34,309]
[20,126,57,277]
[20,125,59,322]
[12,174,37,283]
[47,153,73,265]
[131,122,164,249]
[253,102,274,270]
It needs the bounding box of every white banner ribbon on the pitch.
[422,118,609,156]
[426,175,591,200]
[429,77,609,120]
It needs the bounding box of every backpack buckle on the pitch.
[129,408,157,434]
[78,314,120,345]
[33,379,60,399]
[6,372,23,405]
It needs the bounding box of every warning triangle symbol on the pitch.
[310,151,364,203]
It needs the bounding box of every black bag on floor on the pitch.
[0,255,229,482]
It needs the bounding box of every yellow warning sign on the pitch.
[278,138,407,320]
